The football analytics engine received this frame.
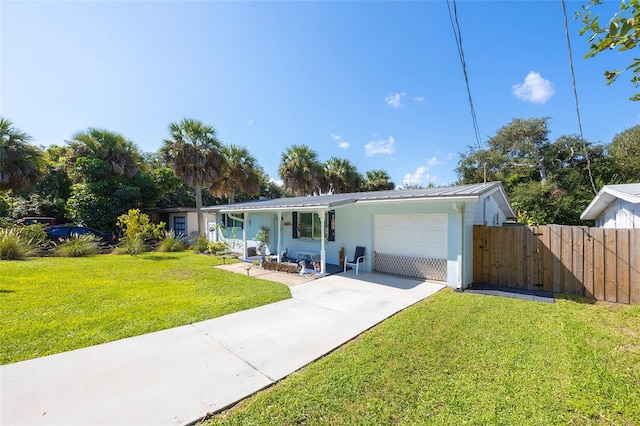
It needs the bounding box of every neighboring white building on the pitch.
[146,207,215,239]
[580,183,640,228]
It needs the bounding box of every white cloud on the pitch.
[403,166,436,187]
[414,96,425,102]
[269,176,283,186]
[512,71,554,104]
[426,156,442,167]
[446,152,456,160]
[365,136,395,156]
[402,156,447,186]
[330,133,350,149]
[385,92,406,108]
[246,118,254,126]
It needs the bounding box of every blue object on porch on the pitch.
[344,246,366,275]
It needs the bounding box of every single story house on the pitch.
[145,207,215,239]
[203,182,515,290]
[580,183,640,228]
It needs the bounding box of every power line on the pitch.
[446,0,483,151]
[561,0,597,195]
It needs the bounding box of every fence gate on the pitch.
[473,224,640,304]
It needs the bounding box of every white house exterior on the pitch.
[146,207,215,238]
[203,182,515,290]
[580,183,640,229]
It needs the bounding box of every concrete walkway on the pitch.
[1,271,445,426]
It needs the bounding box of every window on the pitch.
[298,212,326,239]
[173,216,186,233]
[223,213,244,229]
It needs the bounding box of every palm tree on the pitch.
[323,157,362,194]
[161,118,226,235]
[0,117,44,192]
[67,128,141,179]
[363,169,395,191]
[278,145,323,196]
[210,144,261,203]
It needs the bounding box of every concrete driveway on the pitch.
[0,271,445,426]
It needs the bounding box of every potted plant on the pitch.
[254,225,269,256]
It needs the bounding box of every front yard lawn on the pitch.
[0,252,290,364]
[206,290,640,425]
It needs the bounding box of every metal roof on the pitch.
[580,183,640,220]
[203,181,515,217]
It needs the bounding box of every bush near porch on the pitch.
[0,252,290,365]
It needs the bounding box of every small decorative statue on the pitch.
[298,260,307,275]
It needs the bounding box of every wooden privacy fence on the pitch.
[473,224,640,304]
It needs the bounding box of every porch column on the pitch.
[277,211,282,263]
[319,210,326,273]
[242,212,249,259]
[453,202,464,290]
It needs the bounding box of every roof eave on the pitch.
[357,195,480,204]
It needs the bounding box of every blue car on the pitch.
[44,225,117,247]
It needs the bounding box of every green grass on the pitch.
[205,290,640,425]
[0,252,290,364]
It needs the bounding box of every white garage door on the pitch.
[373,214,447,281]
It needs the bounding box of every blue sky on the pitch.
[2,0,638,188]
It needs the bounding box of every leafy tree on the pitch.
[400,182,426,190]
[578,0,640,100]
[258,170,287,200]
[68,128,141,178]
[30,146,73,222]
[456,117,610,224]
[278,144,323,196]
[362,169,395,191]
[65,129,160,231]
[210,144,261,203]
[7,193,56,219]
[0,193,9,217]
[606,124,640,182]
[0,117,44,192]
[323,157,362,193]
[160,118,226,235]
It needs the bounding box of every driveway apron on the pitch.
[1,272,445,426]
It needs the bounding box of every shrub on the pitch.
[157,231,186,252]
[0,225,45,260]
[54,235,99,257]
[207,241,229,254]
[192,235,209,253]
[115,234,146,256]
[0,228,26,260]
[19,224,47,246]
[116,209,165,255]
[262,261,300,274]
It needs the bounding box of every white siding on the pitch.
[599,200,640,228]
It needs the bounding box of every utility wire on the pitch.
[561,0,597,195]
[446,0,483,151]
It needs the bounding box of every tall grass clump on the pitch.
[0,224,46,260]
[0,227,26,260]
[157,230,186,252]
[55,235,99,257]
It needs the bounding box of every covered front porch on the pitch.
[203,195,356,275]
